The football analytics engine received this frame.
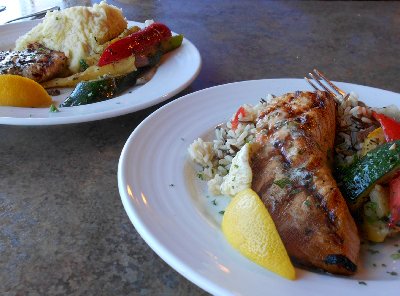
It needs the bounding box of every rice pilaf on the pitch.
[335,91,400,166]
[188,100,269,195]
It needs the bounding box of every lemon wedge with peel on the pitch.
[222,188,295,280]
[0,74,52,107]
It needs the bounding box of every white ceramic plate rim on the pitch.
[0,20,201,125]
[118,79,400,296]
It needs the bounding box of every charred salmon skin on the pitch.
[251,91,360,275]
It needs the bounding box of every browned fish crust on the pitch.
[251,91,360,275]
[0,43,68,83]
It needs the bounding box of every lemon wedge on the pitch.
[0,74,52,107]
[222,188,295,280]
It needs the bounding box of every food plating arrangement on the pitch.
[189,87,400,278]
[1,1,399,295]
[0,2,182,109]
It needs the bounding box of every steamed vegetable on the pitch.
[98,23,172,66]
[362,184,391,242]
[389,175,400,225]
[338,140,400,210]
[60,35,183,107]
[60,66,150,107]
[231,106,246,130]
[43,56,136,88]
[373,111,400,142]
[361,127,385,156]
[372,112,400,225]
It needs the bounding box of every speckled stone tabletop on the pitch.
[1,0,400,295]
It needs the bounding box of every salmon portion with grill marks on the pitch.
[0,43,68,83]
[251,91,360,275]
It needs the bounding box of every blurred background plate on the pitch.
[0,20,201,125]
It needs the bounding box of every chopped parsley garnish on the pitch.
[365,202,377,211]
[303,200,311,207]
[49,104,59,113]
[197,172,205,180]
[387,271,398,276]
[358,281,367,286]
[290,188,301,195]
[390,253,400,260]
[367,248,379,255]
[219,210,225,215]
[273,178,291,189]
[212,199,217,206]
[79,59,89,71]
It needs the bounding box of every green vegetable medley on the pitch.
[337,112,400,243]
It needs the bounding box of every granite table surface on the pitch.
[1,0,400,295]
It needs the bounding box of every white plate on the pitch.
[118,79,400,296]
[0,20,201,125]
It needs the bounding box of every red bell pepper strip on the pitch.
[389,174,400,226]
[98,23,172,66]
[231,106,246,130]
[372,111,400,142]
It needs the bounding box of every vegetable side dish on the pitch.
[188,89,400,276]
[0,1,183,108]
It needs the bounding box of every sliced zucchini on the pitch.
[60,66,150,107]
[338,140,400,210]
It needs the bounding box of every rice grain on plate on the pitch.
[334,92,400,166]
[188,100,269,194]
[334,92,378,166]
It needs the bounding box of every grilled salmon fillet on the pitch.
[0,43,68,83]
[251,91,360,275]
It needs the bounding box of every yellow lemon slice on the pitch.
[222,188,295,280]
[0,74,52,107]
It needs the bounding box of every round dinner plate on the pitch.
[118,79,400,296]
[0,20,201,125]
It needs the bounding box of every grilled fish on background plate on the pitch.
[0,42,68,83]
[251,91,360,275]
